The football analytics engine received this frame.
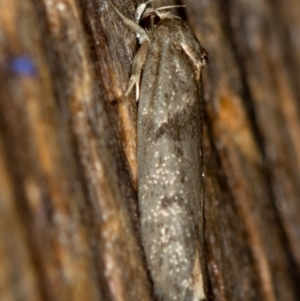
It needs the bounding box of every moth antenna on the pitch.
[155,5,186,11]
[135,0,156,22]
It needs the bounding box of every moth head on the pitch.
[135,0,155,23]
[200,48,209,67]
[139,8,162,31]
[136,2,185,30]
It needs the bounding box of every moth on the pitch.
[109,1,208,300]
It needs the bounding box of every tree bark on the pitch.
[0,0,299,300]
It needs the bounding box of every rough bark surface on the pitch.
[0,0,299,300]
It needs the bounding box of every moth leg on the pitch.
[181,42,208,81]
[108,1,150,44]
[125,40,149,101]
[108,1,150,100]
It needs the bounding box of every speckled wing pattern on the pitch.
[137,15,207,301]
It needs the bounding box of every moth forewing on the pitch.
[110,2,208,300]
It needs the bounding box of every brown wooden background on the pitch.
[0,0,299,300]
